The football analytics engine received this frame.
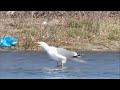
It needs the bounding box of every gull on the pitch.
[36,41,84,67]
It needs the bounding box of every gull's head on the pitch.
[36,41,48,48]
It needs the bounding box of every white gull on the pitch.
[36,41,85,67]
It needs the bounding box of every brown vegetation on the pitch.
[0,11,119,51]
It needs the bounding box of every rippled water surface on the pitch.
[0,50,119,79]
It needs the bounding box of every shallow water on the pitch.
[0,50,120,79]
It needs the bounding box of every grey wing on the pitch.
[56,48,77,58]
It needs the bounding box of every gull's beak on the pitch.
[35,42,41,47]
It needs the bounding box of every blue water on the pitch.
[0,50,120,79]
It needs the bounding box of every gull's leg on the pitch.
[59,61,64,68]
[57,61,61,67]
[57,61,59,67]
[57,61,63,67]
[61,62,63,68]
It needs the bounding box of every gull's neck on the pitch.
[41,43,50,51]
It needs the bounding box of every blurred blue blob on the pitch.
[0,35,17,47]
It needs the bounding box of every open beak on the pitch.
[35,42,41,47]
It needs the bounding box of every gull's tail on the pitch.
[72,53,83,58]
[71,53,87,63]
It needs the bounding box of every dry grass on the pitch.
[0,11,119,51]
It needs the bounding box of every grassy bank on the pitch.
[0,11,120,51]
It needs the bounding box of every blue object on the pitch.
[0,35,17,47]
